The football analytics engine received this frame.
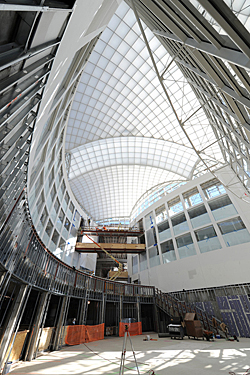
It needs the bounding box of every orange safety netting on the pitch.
[65,323,104,345]
[119,322,142,337]
[65,325,86,345]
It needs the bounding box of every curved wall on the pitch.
[129,168,250,292]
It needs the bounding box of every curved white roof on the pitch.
[66,1,224,221]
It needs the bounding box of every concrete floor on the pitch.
[9,333,250,375]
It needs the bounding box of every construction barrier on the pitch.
[119,322,142,337]
[65,323,104,345]
[86,324,104,342]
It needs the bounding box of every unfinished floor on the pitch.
[9,333,250,375]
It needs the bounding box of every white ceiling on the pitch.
[65,1,224,221]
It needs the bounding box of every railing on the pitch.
[0,190,155,299]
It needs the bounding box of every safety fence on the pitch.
[65,324,104,345]
[119,322,142,337]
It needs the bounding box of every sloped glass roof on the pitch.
[66,1,224,221]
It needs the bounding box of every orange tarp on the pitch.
[119,322,142,337]
[65,323,104,345]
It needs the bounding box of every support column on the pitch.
[136,297,141,323]
[24,292,49,361]
[0,284,30,370]
[100,293,106,324]
[153,303,160,333]
[0,272,11,305]
[52,296,69,351]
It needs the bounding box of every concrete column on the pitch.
[0,284,29,369]
[25,292,49,361]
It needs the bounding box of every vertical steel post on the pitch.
[0,284,30,370]
[24,291,49,361]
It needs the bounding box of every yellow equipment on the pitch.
[84,233,123,281]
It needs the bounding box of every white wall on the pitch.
[129,168,250,292]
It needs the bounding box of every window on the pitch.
[155,204,167,224]
[36,191,44,214]
[176,233,196,259]
[208,195,237,221]
[54,198,60,213]
[161,239,176,263]
[64,218,70,231]
[69,202,74,214]
[188,204,207,219]
[48,167,54,187]
[195,226,217,241]
[58,209,65,224]
[171,212,189,236]
[45,219,53,237]
[218,217,250,247]
[52,230,59,245]
[158,220,169,233]
[146,228,157,247]
[218,217,246,235]
[201,178,226,199]
[183,188,202,208]
[65,192,70,205]
[140,251,147,271]
[148,245,160,267]
[168,197,183,217]
[145,212,154,230]
[60,180,66,196]
[176,233,193,248]
[132,256,138,274]
[50,184,56,202]
[40,207,48,226]
[195,225,221,253]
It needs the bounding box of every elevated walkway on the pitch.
[75,242,145,253]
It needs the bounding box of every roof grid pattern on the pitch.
[66,1,224,220]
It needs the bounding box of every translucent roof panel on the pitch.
[70,165,187,220]
[68,137,199,180]
[65,1,224,221]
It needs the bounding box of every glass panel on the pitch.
[148,246,160,267]
[132,256,138,274]
[168,199,183,217]
[173,222,189,236]
[140,252,148,271]
[176,233,196,259]
[161,239,176,263]
[159,228,171,242]
[202,178,226,199]
[146,227,157,247]
[155,204,167,224]
[184,188,203,208]
[190,213,211,229]
[198,237,222,253]
[209,196,237,221]
[172,212,189,235]
[178,243,196,259]
[45,219,53,237]
[218,216,245,234]
[195,225,217,241]
[222,229,250,247]
[211,205,238,221]
[218,217,250,246]
[145,212,154,230]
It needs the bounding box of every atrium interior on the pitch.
[1,0,250,373]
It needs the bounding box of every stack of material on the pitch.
[184,313,203,339]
